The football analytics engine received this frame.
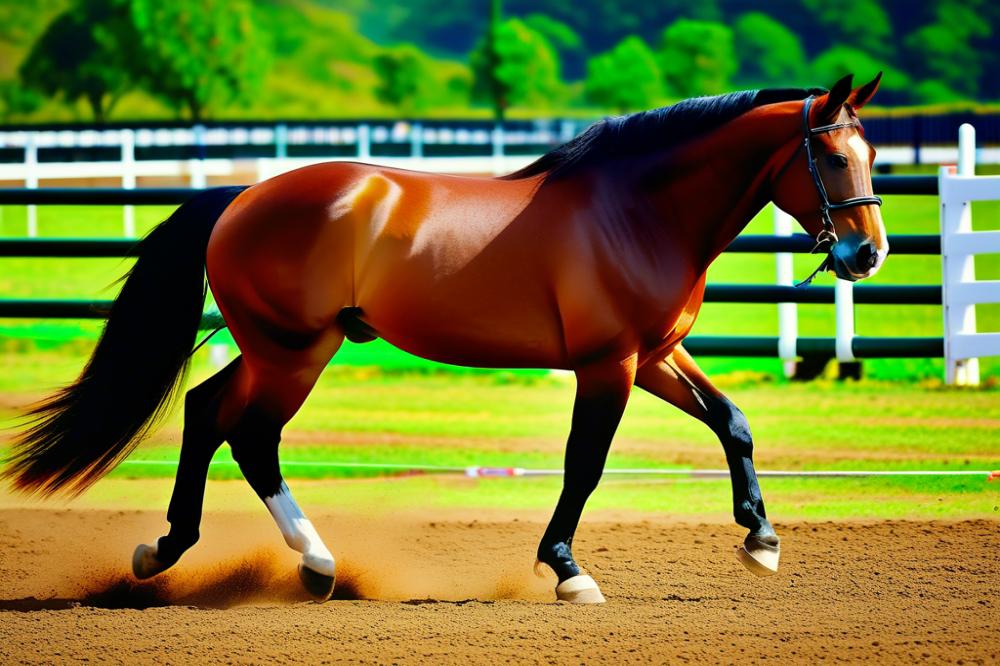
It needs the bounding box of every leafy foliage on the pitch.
[19,0,137,122]
[658,19,737,98]
[733,12,807,87]
[470,18,563,120]
[127,0,270,121]
[811,46,910,104]
[584,36,662,113]
[373,44,433,113]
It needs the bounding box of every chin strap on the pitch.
[795,228,838,288]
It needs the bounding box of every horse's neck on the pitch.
[634,104,801,270]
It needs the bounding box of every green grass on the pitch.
[1,350,998,521]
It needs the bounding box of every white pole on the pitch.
[834,278,856,363]
[492,123,504,176]
[121,129,136,237]
[774,206,798,377]
[189,124,207,189]
[357,124,370,161]
[942,123,979,385]
[26,132,38,238]
[410,122,423,161]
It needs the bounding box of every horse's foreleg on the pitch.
[635,345,779,576]
[537,356,635,603]
[133,357,243,579]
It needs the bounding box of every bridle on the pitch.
[783,95,883,286]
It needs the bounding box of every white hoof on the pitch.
[132,543,169,580]
[555,574,606,604]
[737,535,780,576]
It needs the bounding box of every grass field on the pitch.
[1,349,997,521]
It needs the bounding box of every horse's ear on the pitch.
[848,72,882,109]
[816,74,853,123]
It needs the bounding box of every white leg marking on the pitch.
[264,482,335,577]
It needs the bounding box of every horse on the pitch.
[4,73,886,604]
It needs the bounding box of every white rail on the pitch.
[940,124,1000,385]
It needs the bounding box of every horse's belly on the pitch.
[357,264,566,369]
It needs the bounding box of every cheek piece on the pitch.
[791,96,883,287]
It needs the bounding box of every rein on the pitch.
[784,96,883,287]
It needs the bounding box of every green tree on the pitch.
[0,80,42,122]
[657,19,736,98]
[585,36,662,113]
[803,0,893,58]
[19,0,137,122]
[904,0,990,99]
[733,12,807,87]
[470,17,563,120]
[811,46,910,104]
[373,44,431,113]
[128,0,270,121]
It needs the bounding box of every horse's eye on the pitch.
[827,153,849,169]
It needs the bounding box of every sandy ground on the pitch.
[0,503,997,664]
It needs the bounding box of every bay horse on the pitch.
[5,73,886,603]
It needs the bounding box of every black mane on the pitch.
[503,87,825,181]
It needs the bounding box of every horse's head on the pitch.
[771,73,887,282]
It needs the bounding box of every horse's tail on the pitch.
[3,186,247,496]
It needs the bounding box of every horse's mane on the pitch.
[503,87,826,182]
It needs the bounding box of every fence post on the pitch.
[834,278,857,372]
[774,206,798,377]
[492,123,505,176]
[941,124,980,385]
[120,129,136,237]
[357,123,371,161]
[26,132,38,238]
[410,122,423,161]
[189,124,207,189]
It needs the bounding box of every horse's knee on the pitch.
[711,400,753,458]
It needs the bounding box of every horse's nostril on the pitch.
[856,242,878,270]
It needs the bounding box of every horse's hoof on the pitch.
[132,543,169,580]
[298,563,335,601]
[737,535,780,576]
[555,574,606,604]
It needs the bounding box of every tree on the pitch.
[470,16,563,120]
[733,12,807,87]
[811,46,910,104]
[657,19,736,98]
[523,13,584,79]
[19,0,138,123]
[585,36,662,113]
[904,0,991,99]
[128,0,270,121]
[0,80,42,123]
[373,44,432,113]
[802,0,893,58]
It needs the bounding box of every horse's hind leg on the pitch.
[635,345,779,576]
[133,357,243,579]
[218,331,345,599]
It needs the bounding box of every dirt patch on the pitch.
[0,507,997,664]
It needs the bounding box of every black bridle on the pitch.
[791,95,883,286]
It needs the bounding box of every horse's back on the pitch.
[207,161,570,368]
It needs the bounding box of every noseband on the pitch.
[792,96,883,286]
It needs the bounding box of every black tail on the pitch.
[3,186,247,496]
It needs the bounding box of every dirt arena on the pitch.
[1,505,997,664]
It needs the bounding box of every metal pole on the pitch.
[26,132,38,238]
[774,206,797,377]
[834,278,857,364]
[120,129,136,237]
